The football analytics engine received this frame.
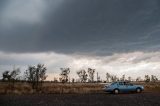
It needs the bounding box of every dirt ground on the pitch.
[0,92,160,106]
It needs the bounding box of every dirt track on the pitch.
[0,92,160,106]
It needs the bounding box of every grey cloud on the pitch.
[0,0,160,55]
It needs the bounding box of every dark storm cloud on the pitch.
[0,0,160,55]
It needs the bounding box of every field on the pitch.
[0,82,160,106]
[0,81,160,94]
[0,82,104,94]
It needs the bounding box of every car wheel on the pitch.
[136,88,141,93]
[113,89,119,94]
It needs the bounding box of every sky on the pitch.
[0,0,160,81]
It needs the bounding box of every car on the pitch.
[104,81,144,94]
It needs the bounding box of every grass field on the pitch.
[0,81,160,94]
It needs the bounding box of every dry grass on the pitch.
[0,82,33,95]
[42,83,103,94]
[0,82,160,95]
[0,82,104,94]
[143,82,160,92]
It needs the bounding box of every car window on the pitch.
[124,82,128,85]
[111,82,117,85]
[118,82,124,85]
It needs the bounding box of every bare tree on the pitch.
[87,68,95,82]
[24,65,36,89]
[24,64,47,90]
[59,68,70,83]
[77,69,88,83]
[37,64,47,88]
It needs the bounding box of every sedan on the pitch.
[104,81,144,94]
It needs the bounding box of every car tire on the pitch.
[136,88,141,93]
[113,89,119,94]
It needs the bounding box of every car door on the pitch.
[126,83,135,92]
[118,82,127,92]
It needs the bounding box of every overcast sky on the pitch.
[0,0,160,80]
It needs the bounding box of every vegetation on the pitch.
[24,64,47,90]
[59,68,70,83]
[77,69,88,82]
[0,63,160,94]
[87,68,95,82]
[2,68,20,81]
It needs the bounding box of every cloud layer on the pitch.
[0,0,160,54]
[0,0,160,80]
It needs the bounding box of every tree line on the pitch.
[1,64,159,90]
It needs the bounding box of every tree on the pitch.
[37,64,47,82]
[2,68,20,81]
[10,68,21,80]
[144,75,150,83]
[151,75,158,82]
[106,73,110,82]
[2,71,11,81]
[110,75,118,82]
[2,68,20,90]
[59,68,70,83]
[24,66,36,84]
[120,74,125,81]
[77,69,88,83]
[87,68,95,82]
[24,64,47,90]
[97,72,101,82]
